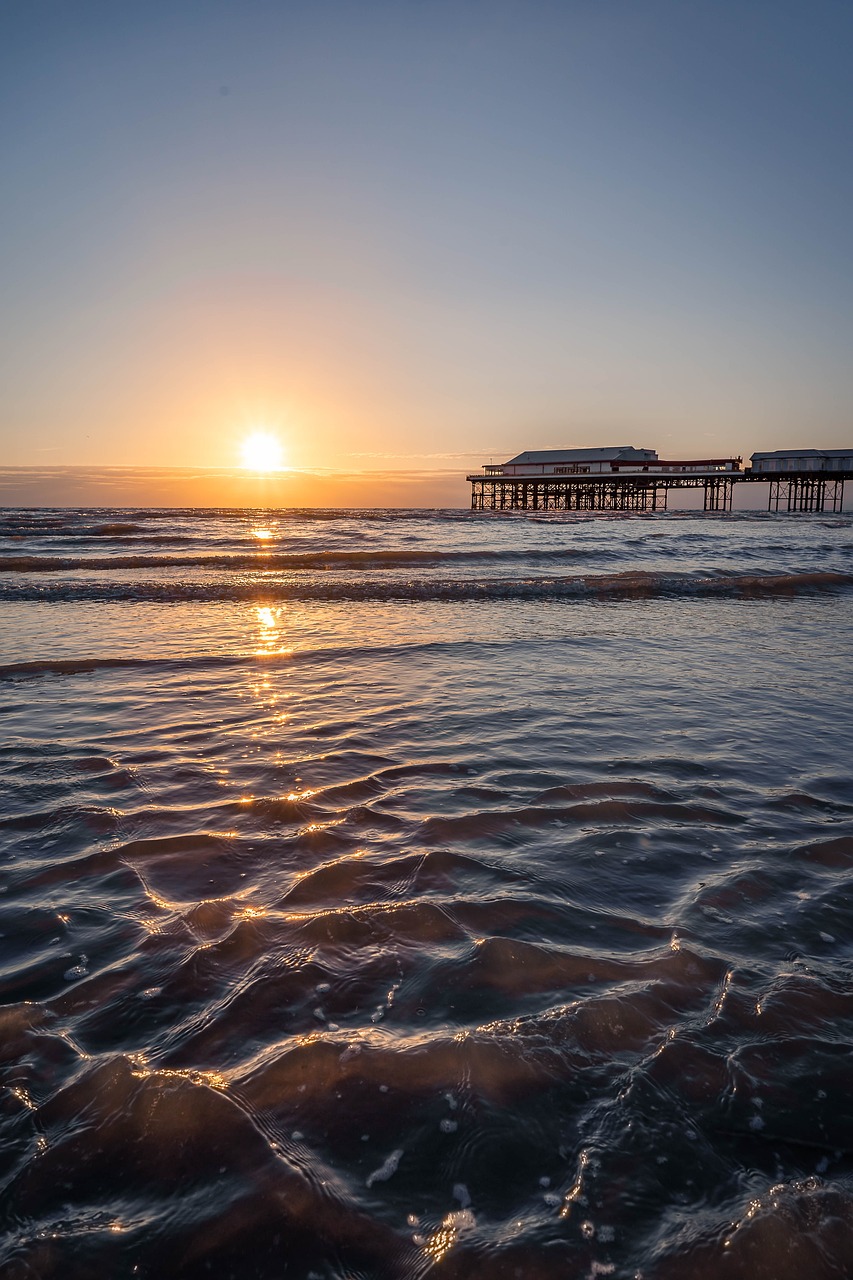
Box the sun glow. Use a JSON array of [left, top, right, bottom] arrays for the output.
[[240, 431, 285, 472]]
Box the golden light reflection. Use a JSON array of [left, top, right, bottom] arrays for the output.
[[560, 1149, 590, 1219], [416, 1210, 476, 1263], [240, 431, 285, 472], [128, 1058, 228, 1091], [252, 527, 274, 541], [237, 904, 267, 920], [253, 604, 292, 659]]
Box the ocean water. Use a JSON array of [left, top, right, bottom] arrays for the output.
[[1, 505, 852, 1279]]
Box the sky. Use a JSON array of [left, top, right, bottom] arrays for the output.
[[1, 0, 852, 504]]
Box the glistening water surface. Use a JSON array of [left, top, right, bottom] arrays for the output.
[[1, 507, 852, 1278]]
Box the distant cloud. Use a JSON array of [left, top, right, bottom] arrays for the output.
[[344, 449, 505, 461]]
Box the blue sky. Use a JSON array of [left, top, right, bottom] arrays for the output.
[[1, 0, 851, 490]]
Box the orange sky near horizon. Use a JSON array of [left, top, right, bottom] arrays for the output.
[[0, 465, 473, 510]]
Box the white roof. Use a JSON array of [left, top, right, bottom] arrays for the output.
[[505, 446, 657, 465], [751, 448, 852, 459]]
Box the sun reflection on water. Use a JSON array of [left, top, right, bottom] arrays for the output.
[[254, 604, 292, 659]]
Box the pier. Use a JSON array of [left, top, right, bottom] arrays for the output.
[[468, 447, 851, 514]]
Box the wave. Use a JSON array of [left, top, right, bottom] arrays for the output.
[[0, 547, 594, 572], [0, 506, 480, 533], [4, 505, 844, 534], [0, 654, 256, 680], [1, 568, 851, 604], [0, 638, 485, 681], [4, 539, 850, 573]]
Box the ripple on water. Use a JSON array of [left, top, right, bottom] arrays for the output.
[[2, 582, 853, 1277]]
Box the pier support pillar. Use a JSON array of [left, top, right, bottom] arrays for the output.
[[704, 478, 734, 511], [768, 476, 843, 513]]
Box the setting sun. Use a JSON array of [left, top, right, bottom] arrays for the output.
[[240, 431, 285, 472]]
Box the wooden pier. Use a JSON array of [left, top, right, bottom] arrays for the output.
[[468, 473, 742, 513]]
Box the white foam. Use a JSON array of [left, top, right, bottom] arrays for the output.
[[63, 955, 89, 981], [366, 1148, 403, 1187]]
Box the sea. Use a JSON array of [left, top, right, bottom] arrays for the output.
[[1, 504, 852, 1280]]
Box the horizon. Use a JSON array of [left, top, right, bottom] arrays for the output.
[[2, 460, 850, 511]]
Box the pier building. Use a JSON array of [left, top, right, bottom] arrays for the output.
[[746, 449, 853, 512], [750, 448, 853, 472], [490, 446, 657, 476]]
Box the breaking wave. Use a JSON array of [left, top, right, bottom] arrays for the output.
[[1, 547, 592, 572], [2, 568, 851, 603]]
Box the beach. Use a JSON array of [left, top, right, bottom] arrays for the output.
[[2, 504, 853, 1278]]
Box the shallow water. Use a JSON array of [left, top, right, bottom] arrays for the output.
[[2, 507, 853, 1278]]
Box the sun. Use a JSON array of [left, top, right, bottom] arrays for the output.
[[240, 431, 285, 472]]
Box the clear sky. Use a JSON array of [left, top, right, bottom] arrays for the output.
[[1, 0, 852, 502]]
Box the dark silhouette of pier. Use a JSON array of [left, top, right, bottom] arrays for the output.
[[468, 471, 849, 513], [467, 448, 851, 513]]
